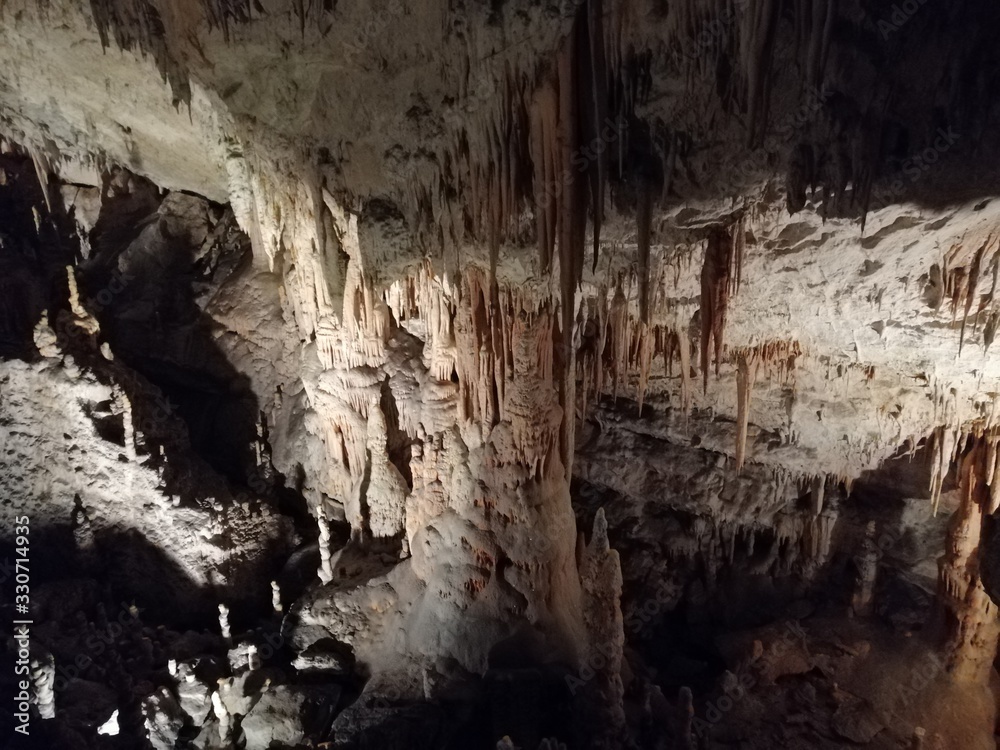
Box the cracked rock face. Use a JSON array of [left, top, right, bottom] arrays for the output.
[[4, 0, 1000, 748]]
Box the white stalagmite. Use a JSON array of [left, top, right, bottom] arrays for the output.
[[119, 387, 136, 460], [218, 604, 231, 644], [247, 644, 260, 671], [211, 690, 230, 742], [271, 580, 282, 614], [97, 709, 119, 736], [66, 265, 100, 335], [363, 399, 408, 539], [317, 504, 334, 584], [33, 312, 60, 357], [30, 652, 55, 719]]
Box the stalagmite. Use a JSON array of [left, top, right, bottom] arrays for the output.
[[577, 508, 626, 744], [937, 439, 1000, 683], [271, 580, 282, 614], [218, 604, 231, 645], [33, 312, 59, 357], [317, 504, 334, 582], [30, 652, 55, 719], [677, 686, 695, 750], [211, 690, 230, 743], [852, 521, 878, 617], [247, 645, 260, 671], [112, 386, 137, 461], [97, 710, 120, 736], [66, 266, 100, 336], [361, 399, 408, 539]]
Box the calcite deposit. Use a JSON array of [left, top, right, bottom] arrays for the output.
[[4, 0, 1000, 748]]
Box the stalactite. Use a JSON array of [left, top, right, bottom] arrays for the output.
[[678, 326, 692, 416], [730, 214, 746, 295], [87, 0, 193, 106], [811, 474, 826, 516], [637, 183, 653, 323], [530, 76, 560, 274], [608, 281, 629, 401], [804, 0, 835, 91], [636, 322, 654, 414], [940, 234, 999, 355], [731, 340, 801, 471], [700, 226, 733, 391], [930, 426, 960, 516], [557, 24, 583, 478], [740, 0, 780, 145], [735, 352, 759, 473]]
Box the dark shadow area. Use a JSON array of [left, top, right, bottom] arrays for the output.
[[0, 152, 80, 359], [78, 172, 260, 485]]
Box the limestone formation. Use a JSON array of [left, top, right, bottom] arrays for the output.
[[271, 580, 283, 614], [30, 652, 55, 719], [218, 604, 232, 645], [4, 0, 1000, 747]]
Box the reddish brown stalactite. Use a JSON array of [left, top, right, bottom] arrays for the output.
[[530, 75, 560, 274], [557, 28, 581, 477]]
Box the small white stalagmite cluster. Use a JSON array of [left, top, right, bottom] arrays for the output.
[[30, 651, 56, 720]]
